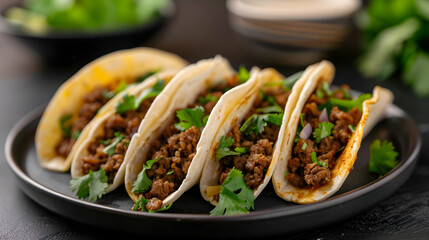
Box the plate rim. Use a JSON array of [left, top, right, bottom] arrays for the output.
[[4, 103, 422, 224]]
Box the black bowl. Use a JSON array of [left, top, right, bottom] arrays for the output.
[[0, 1, 175, 63]]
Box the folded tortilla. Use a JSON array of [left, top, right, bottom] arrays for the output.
[[124, 55, 247, 210], [70, 70, 178, 193], [198, 64, 313, 207], [35, 48, 187, 172], [272, 60, 394, 204]]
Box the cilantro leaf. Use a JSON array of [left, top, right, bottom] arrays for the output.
[[330, 93, 372, 112], [216, 136, 241, 160], [283, 71, 303, 91], [136, 70, 159, 83], [115, 79, 165, 114], [312, 122, 334, 143], [174, 106, 206, 131], [132, 195, 173, 212], [369, 139, 399, 176], [102, 132, 126, 156], [70, 168, 108, 202], [59, 114, 72, 137], [132, 157, 162, 194], [311, 151, 328, 168], [210, 168, 254, 216], [198, 94, 219, 105], [240, 113, 283, 136], [237, 65, 250, 83]]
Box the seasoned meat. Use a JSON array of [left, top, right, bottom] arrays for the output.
[[55, 87, 111, 158], [286, 85, 362, 188], [80, 97, 154, 183]]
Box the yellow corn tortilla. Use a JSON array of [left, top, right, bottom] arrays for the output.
[[124, 55, 246, 208], [70, 70, 178, 193], [272, 60, 394, 204], [35, 47, 187, 172], [198, 64, 314, 206]]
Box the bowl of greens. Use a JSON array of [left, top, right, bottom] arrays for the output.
[[0, 0, 174, 62]]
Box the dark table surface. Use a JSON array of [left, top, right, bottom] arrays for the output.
[[1, 0, 429, 239]]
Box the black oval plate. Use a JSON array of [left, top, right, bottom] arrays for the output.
[[5, 104, 421, 238]]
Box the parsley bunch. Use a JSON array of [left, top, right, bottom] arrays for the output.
[[210, 168, 254, 216], [70, 168, 108, 202], [357, 0, 429, 97]]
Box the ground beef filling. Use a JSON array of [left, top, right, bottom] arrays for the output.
[[286, 84, 362, 188], [55, 87, 111, 158], [218, 87, 289, 193], [140, 80, 241, 211], [81, 98, 155, 183]]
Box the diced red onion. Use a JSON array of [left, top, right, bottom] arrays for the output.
[[319, 107, 329, 122], [299, 123, 312, 140]]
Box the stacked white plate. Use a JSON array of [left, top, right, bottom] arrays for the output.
[[227, 0, 361, 66]]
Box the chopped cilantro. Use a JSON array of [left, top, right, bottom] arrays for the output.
[[198, 94, 219, 105], [234, 147, 249, 154], [321, 82, 332, 96], [311, 151, 328, 168], [115, 79, 165, 114], [102, 132, 127, 156], [132, 157, 163, 194], [216, 136, 241, 160], [240, 113, 283, 136], [132, 195, 173, 212], [136, 70, 159, 83], [302, 142, 308, 151], [330, 93, 372, 112], [348, 125, 356, 132], [312, 122, 334, 143], [102, 81, 128, 99], [70, 168, 108, 202], [59, 114, 72, 137], [237, 65, 250, 83], [283, 71, 303, 91], [210, 168, 254, 216], [369, 140, 399, 176], [71, 130, 81, 140], [174, 106, 206, 131]]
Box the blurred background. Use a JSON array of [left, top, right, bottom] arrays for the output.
[[1, 1, 429, 239], [1, 0, 428, 98]]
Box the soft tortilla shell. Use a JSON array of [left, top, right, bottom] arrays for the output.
[[71, 70, 178, 193], [124, 56, 237, 206], [35, 48, 187, 172], [199, 64, 311, 206], [272, 61, 393, 203]]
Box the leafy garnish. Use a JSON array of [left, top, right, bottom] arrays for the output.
[[115, 79, 165, 114], [369, 139, 399, 176], [311, 151, 328, 168], [234, 147, 249, 154], [71, 130, 81, 140], [132, 195, 173, 212], [70, 168, 108, 202], [132, 157, 163, 194], [330, 94, 372, 112], [210, 168, 254, 216], [102, 81, 128, 99], [136, 70, 159, 83], [198, 94, 219, 105], [239, 113, 283, 136], [283, 71, 303, 91], [237, 65, 250, 83], [216, 136, 241, 160], [174, 106, 206, 131], [59, 114, 72, 137], [312, 122, 334, 143], [102, 132, 126, 156]]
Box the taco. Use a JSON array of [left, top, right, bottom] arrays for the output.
[[198, 65, 312, 215], [272, 60, 394, 204], [124, 56, 253, 212], [35, 48, 187, 172], [69, 70, 178, 201]]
